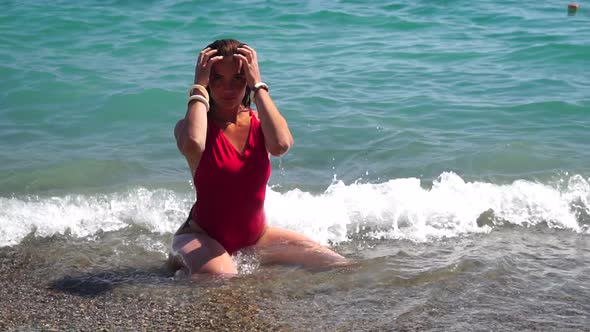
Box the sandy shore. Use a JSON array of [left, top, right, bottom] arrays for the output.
[[0, 246, 291, 332]]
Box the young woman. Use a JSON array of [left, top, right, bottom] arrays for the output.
[[172, 39, 348, 277]]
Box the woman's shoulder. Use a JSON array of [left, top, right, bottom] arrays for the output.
[[247, 107, 259, 120]]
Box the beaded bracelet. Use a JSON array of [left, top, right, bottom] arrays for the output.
[[188, 84, 209, 100], [188, 94, 210, 112]]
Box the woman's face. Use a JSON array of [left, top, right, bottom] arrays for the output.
[[209, 56, 247, 110]]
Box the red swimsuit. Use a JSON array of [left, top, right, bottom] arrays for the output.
[[191, 109, 270, 254]]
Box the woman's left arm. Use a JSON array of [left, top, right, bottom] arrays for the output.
[[252, 88, 294, 156], [235, 45, 294, 156]]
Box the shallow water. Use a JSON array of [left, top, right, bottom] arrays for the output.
[[2, 226, 587, 330]]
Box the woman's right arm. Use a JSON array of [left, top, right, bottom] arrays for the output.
[[175, 99, 209, 176], [174, 47, 223, 176]]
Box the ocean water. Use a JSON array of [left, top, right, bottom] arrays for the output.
[[1, 0, 589, 330]]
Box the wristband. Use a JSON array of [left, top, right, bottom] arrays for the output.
[[188, 94, 210, 112], [251, 82, 269, 100], [253, 82, 269, 93]]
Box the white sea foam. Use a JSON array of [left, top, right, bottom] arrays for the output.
[[1, 172, 588, 248], [267, 172, 590, 244], [0, 188, 193, 248]]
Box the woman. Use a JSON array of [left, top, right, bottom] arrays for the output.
[[172, 39, 348, 277]]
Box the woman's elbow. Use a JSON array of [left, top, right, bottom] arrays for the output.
[[174, 120, 205, 155], [180, 137, 205, 156], [268, 138, 293, 157]]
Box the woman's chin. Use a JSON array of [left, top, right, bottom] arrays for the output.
[[215, 100, 242, 110]]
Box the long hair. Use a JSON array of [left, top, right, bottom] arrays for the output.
[[205, 39, 251, 113]]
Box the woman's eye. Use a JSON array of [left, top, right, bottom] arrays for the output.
[[234, 75, 244, 80], [212, 75, 222, 80]]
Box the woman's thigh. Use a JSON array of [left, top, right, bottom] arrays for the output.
[[172, 232, 237, 276], [254, 226, 349, 268]]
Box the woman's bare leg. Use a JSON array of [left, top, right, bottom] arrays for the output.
[[172, 233, 237, 277], [253, 226, 350, 269]]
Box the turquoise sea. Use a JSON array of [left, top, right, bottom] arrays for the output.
[[1, 1, 589, 330]]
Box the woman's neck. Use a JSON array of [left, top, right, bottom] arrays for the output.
[[211, 105, 248, 124]]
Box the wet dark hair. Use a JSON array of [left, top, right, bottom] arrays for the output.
[[205, 39, 251, 112]]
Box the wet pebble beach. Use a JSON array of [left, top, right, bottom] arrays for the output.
[[0, 246, 289, 332]]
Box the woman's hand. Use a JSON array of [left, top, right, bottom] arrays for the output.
[[234, 45, 262, 87], [194, 47, 223, 86]]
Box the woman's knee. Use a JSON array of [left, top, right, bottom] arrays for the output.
[[172, 233, 237, 275], [254, 226, 348, 267]]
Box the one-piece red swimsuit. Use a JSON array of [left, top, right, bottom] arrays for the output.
[[191, 109, 270, 254]]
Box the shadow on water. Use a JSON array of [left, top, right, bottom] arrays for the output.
[[48, 265, 173, 297], [3, 226, 182, 297]]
